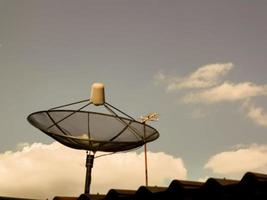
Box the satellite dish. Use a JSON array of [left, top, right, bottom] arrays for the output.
[[27, 83, 159, 195]]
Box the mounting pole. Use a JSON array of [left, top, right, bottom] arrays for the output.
[[142, 121, 149, 187], [144, 130, 148, 186], [84, 151, 95, 194], [140, 112, 159, 187]]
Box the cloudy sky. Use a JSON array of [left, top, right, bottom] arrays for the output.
[[1, 0, 267, 199]]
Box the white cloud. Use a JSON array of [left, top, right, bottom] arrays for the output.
[[0, 142, 186, 199], [156, 62, 267, 128], [204, 144, 267, 179], [243, 100, 267, 127], [183, 82, 267, 104], [155, 63, 233, 91]]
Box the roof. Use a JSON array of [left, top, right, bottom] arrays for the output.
[[2, 172, 267, 200], [54, 194, 105, 200], [241, 172, 267, 184], [204, 178, 239, 187], [53, 171, 267, 200], [0, 197, 41, 200]]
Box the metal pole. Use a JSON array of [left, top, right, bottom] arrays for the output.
[[144, 143, 148, 186], [140, 112, 159, 187], [143, 123, 148, 186], [84, 152, 94, 194]]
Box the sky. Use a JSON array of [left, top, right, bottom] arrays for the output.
[[1, 0, 267, 199]]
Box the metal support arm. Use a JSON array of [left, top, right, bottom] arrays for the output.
[[84, 152, 95, 194]]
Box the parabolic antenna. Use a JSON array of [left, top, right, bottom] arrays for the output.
[[27, 83, 159, 196]]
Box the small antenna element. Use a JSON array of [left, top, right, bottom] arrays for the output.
[[139, 112, 159, 186], [90, 83, 105, 106], [140, 112, 159, 123]]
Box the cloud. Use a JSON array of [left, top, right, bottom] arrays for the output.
[[155, 63, 233, 91], [0, 142, 187, 199], [204, 144, 267, 179], [155, 62, 267, 128], [243, 100, 267, 127], [183, 82, 267, 104]]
